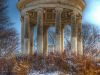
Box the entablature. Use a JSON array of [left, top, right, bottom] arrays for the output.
[[18, 0, 86, 12]]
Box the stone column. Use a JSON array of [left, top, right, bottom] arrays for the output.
[[30, 26, 34, 55], [55, 8, 63, 54], [77, 16, 83, 55], [61, 25, 64, 53], [71, 13, 78, 55], [21, 17, 25, 54], [23, 12, 31, 55], [36, 8, 44, 55], [43, 26, 48, 56]]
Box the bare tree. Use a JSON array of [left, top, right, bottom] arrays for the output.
[[0, 0, 19, 57], [82, 24, 100, 57], [48, 24, 100, 57], [48, 25, 72, 53], [48, 27, 56, 45]]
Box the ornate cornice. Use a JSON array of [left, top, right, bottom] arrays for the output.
[[17, 0, 86, 11], [17, 0, 33, 10]]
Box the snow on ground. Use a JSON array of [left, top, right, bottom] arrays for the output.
[[28, 71, 71, 75]]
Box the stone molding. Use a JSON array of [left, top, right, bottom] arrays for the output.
[[18, 0, 86, 15]]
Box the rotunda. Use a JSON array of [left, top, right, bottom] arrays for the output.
[[17, 0, 86, 55]]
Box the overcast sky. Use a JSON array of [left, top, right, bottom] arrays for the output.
[[8, 0, 100, 34]]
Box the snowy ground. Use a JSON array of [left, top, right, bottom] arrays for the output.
[[28, 71, 71, 75]]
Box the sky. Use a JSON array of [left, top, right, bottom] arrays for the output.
[[8, 0, 21, 34], [7, 0, 100, 34], [83, 0, 100, 26]]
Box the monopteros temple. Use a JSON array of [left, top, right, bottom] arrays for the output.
[[17, 0, 86, 56]]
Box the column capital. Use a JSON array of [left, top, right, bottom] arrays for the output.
[[35, 8, 44, 13], [22, 12, 30, 22], [22, 11, 29, 17], [71, 13, 76, 25], [55, 7, 63, 13], [76, 15, 82, 24], [71, 10, 79, 16]]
